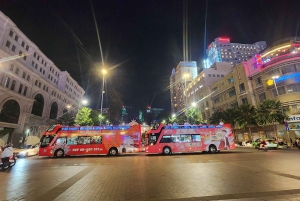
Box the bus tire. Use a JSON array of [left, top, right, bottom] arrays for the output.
[[209, 145, 217, 154], [108, 147, 118, 156], [54, 149, 64, 157], [163, 146, 172, 155]]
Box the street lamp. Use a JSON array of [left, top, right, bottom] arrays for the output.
[[191, 102, 196, 107], [172, 113, 176, 118], [100, 68, 107, 126], [182, 72, 190, 121]]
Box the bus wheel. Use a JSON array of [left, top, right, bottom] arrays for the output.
[[209, 145, 217, 153], [55, 149, 64, 157], [109, 148, 118, 156], [163, 147, 171, 155]]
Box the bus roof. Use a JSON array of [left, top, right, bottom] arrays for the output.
[[61, 125, 131, 131], [147, 123, 230, 134]]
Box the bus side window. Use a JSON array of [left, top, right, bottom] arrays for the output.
[[180, 134, 192, 142], [192, 134, 201, 142], [56, 137, 67, 144], [91, 136, 102, 144], [67, 136, 78, 145], [160, 136, 172, 143]]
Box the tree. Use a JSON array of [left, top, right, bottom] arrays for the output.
[[74, 107, 93, 126], [90, 109, 100, 125], [222, 108, 238, 128], [187, 108, 203, 124], [222, 108, 239, 139], [256, 100, 288, 139], [209, 110, 224, 124], [235, 104, 257, 141], [108, 88, 123, 124], [56, 112, 74, 126]]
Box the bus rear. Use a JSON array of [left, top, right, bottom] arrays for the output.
[[145, 124, 235, 154]]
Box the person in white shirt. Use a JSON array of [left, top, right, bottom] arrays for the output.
[[1, 144, 13, 165]]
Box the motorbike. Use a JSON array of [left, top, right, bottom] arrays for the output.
[[0, 154, 17, 170], [257, 145, 268, 151]]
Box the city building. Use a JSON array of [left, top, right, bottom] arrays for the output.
[[185, 62, 232, 121], [204, 37, 267, 68], [0, 11, 85, 145], [245, 37, 300, 140], [170, 61, 197, 115]]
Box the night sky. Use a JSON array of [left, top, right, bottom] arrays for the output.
[[1, 0, 300, 119]]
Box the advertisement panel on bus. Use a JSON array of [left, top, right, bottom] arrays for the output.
[[145, 124, 235, 154], [38, 124, 141, 157]]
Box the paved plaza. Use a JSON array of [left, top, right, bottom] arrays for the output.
[[1, 147, 300, 201]]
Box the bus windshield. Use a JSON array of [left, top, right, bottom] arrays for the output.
[[147, 133, 160, 145], [40, 135, 55, 148]]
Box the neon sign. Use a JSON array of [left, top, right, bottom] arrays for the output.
[[255, 54, 263, 65], [275, 72, 300, 83]]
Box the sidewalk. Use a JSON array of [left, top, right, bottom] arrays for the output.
[[235, 145, 300, 151]]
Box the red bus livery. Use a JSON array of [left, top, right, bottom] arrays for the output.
[[39, 124, 141, 157], [145, 124, 235, 154]]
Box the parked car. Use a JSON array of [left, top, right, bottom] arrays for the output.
[[14, 144, 39, 157], [253, 139, 278, 149]]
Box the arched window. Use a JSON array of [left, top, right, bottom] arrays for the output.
[[0, 100, 20, 124], [49, 102, 58, 119], [31, 94, 44, 116]]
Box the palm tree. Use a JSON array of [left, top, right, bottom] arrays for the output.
[[256, 100, 288, 139], [235, 104, 257, 142]]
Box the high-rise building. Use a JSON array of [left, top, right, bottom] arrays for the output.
[[170, 61, 197, 115], [0, 11, 85, 145], [204, 37, 267, 68]]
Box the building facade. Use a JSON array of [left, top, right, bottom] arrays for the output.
[[170, 61, 197, 115], [0, 11, 85, 145], [204, 37, 267, 68], [185, 62, 232, 121]]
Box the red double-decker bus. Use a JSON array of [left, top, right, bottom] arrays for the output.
[[145, 124, 235, 154], [38, 124, 141, 157]]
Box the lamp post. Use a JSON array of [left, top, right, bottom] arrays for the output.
[[182, 73, 190, 122], [100, 68, 107, 126]]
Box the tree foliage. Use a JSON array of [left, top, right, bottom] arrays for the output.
[[256, 100, 288, 126], [187, 108, 203, 124], [235, 104, 257, 129], [209, 110, 224, 124], [74, 107, 93, 126]]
